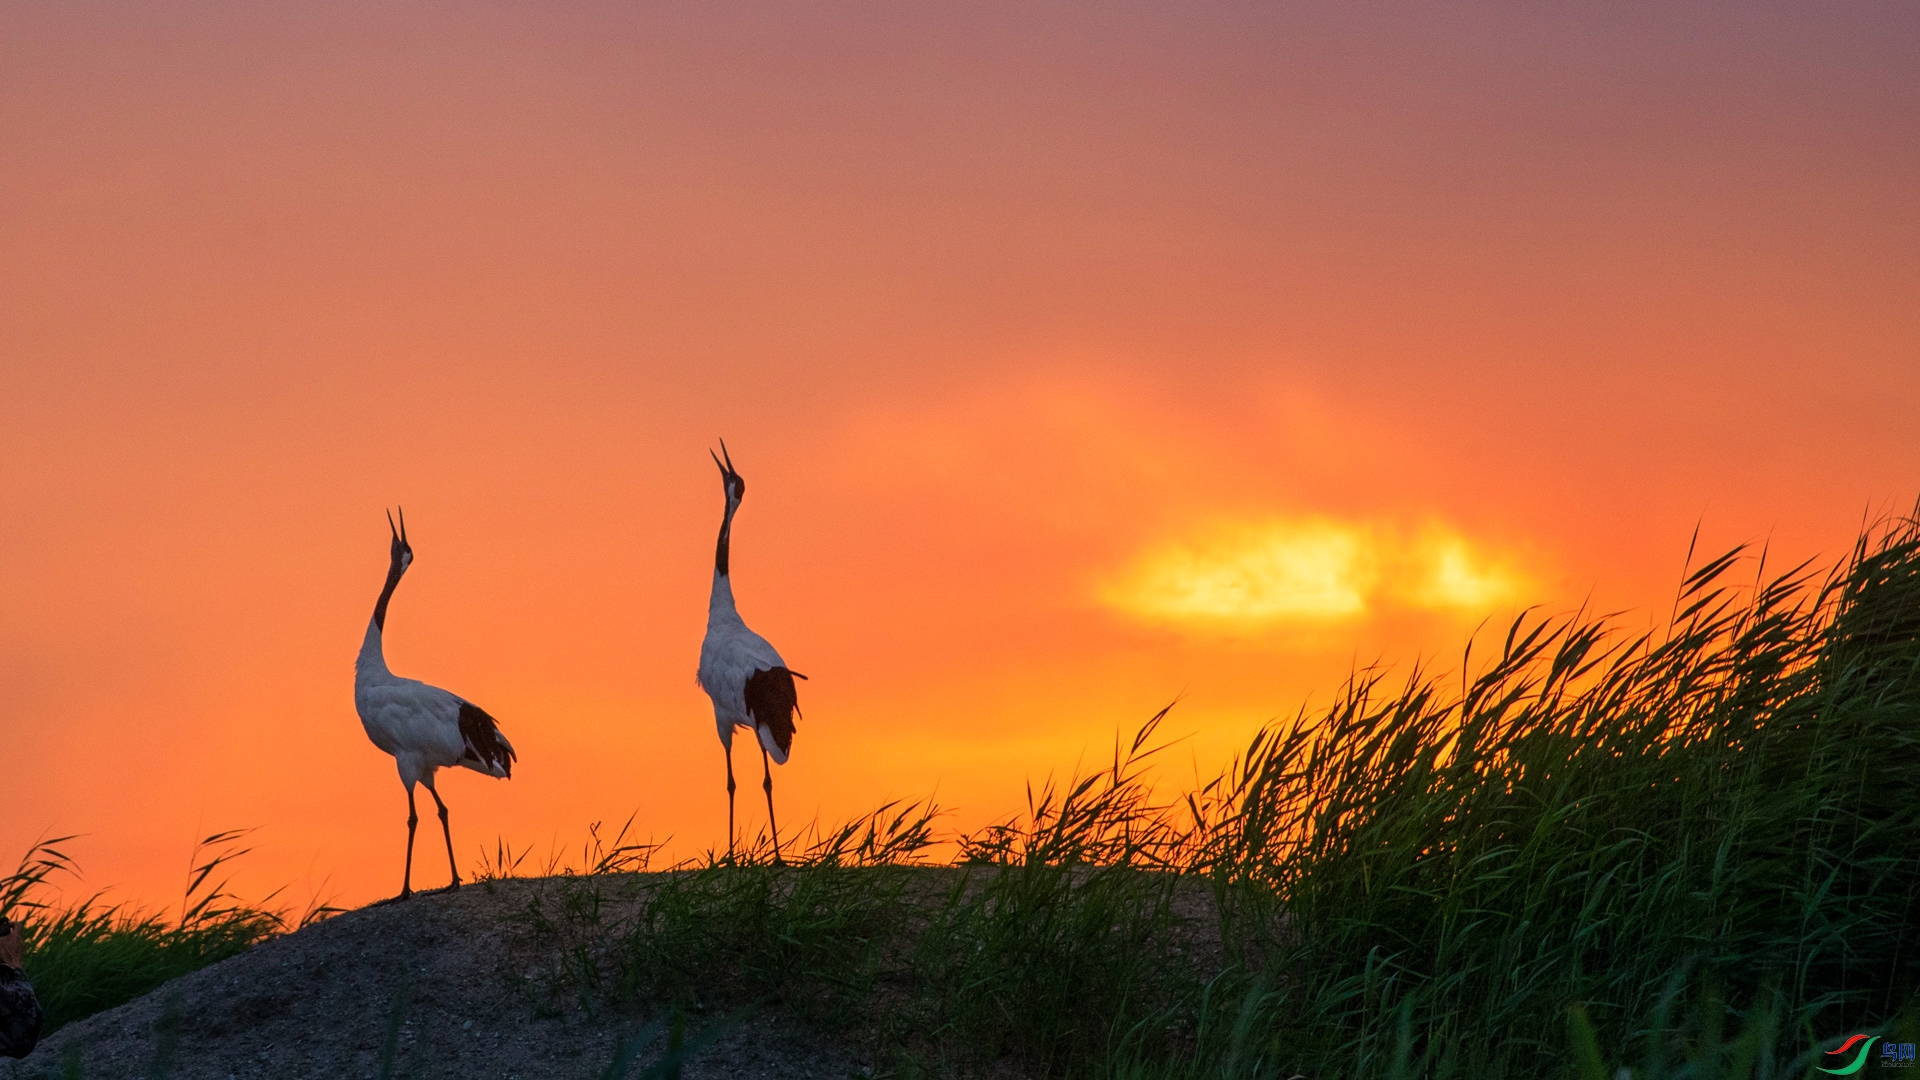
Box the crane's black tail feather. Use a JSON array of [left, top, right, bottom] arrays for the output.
[[457, 701, 516, 778], [744, 666, 803, 760]]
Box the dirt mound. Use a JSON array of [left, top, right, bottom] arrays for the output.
[[3, 879, 863, 1080]]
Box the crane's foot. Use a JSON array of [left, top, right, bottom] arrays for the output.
[[436, 881, 461, 895], [373, 889, 414, 906]]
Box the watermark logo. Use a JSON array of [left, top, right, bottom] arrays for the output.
[[1821, 1036, 1879, 1075], [1819, 1035, 1918, 1074]]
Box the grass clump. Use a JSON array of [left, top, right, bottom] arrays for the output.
[[1166, 521, 1920, 1077], [1, 830, 330, 1036], [509, 741, 1204, 1075], [503, 804, 942, 1033], [915, 717, 1195, 1071]]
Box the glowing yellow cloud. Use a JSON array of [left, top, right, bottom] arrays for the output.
[[1102, 520, 1377, 624], [1399, 528, 1528, 613], [1103, 518, 1529, 628]]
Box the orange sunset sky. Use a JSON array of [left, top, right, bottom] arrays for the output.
[[4, 2, 1918, 912]]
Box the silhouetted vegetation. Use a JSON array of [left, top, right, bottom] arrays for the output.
[[0, 831, 331, 1037]]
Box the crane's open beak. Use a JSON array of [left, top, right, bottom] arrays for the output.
[[387, 508, 399, 542], [711, 441, 741, 483], [386, 507, 410, 547], [397, 506, 408, 544]]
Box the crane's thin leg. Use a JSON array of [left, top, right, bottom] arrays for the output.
[[761, 745, 783, 867], [426, 782, 460, 891], [400, 785, 419, 901], [725, 741, 737, 863]]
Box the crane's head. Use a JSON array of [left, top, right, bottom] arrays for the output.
[[386, 507, 414, 572], [711, 440, 746, 507]]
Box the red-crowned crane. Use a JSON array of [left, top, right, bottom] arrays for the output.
[[696, 442, 805, 864], [354, 509, 516, 900]]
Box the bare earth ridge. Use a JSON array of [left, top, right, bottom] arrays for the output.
[[4, 879, 866, 1080]]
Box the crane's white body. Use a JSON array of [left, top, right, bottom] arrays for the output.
[[698, 573, 791, 764], [356, 622, 513, 786]]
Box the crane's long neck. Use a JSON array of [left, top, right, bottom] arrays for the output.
[[710, 501, 740, 619], [715, 500, 737, 577], [359, 559, 406, 674]]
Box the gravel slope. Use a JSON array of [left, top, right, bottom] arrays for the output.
[[3, 879, 863, 1080]]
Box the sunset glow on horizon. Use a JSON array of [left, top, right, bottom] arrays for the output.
[[1103, 518, 1530, 627], [3, 1, 1916, 914]]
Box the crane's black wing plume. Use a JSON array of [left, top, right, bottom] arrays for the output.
[[457, 701, 516, 778], [742, 666, 806, 757]]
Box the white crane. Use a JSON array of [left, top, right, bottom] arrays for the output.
[[354, 509, 516, 900], [696, 442, 806, 864]]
